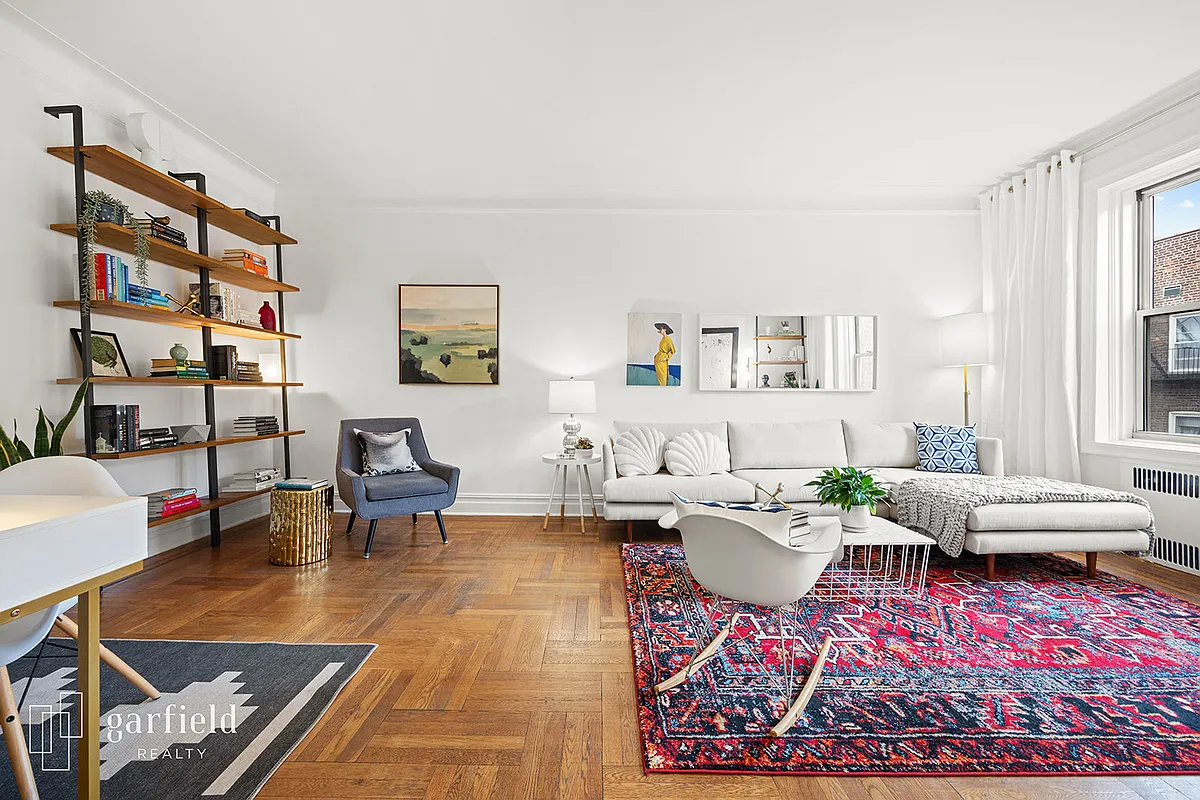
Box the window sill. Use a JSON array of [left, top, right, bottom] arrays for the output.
[[1083, 436, 1200, 467]]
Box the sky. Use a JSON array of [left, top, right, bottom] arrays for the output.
[[1154, 178, 1200, 239]]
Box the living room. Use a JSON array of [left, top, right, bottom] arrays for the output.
[[0, 2, 1198, 799]]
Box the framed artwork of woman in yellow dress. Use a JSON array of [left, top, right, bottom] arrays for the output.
[[627, 312, 681, 386]]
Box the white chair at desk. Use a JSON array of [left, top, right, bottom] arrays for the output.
[[0, 457, 160, 800]]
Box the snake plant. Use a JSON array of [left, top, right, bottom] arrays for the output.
[[81, 190, 151, 294], [0, 379, 90, 470]]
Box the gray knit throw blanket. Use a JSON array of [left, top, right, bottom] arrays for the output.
[[894, 475, 1155, 558]]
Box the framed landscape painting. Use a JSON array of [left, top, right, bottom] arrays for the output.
[[627, 312, 682, 386], [399, 284, 499, 385]]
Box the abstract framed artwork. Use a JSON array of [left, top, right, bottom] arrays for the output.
[[700, 326, 739, 390], [627, 312, 682, 386], [70, 328, 131, 377], [399, 284, 499, 385]]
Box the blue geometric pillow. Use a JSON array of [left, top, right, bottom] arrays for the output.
[[914, 422, 981, 474]]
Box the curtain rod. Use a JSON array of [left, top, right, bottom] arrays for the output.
[[1070, 85, 1200, 162]]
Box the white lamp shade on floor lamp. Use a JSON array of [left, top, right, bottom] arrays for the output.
[[549, 378, 595, 454], [939, 312, 988, 367]]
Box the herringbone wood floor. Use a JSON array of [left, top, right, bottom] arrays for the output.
[[94, 514, 1200, 800]]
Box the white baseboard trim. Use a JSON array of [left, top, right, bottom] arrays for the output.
[[331, 493, 604, 518]]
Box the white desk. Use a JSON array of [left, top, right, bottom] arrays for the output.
[[0, 495, 147, 800]]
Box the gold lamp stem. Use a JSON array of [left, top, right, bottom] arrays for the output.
[[962, 365, 970, 426]]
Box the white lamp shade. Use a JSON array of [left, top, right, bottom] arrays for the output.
[[939, 312, 988, 367], [259, 353, 282, 382], [548, 379, 596, 414]]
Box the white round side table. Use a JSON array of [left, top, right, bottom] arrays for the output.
[[542, 451, 601, 533]]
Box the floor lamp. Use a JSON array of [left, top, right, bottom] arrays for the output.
[[939, 312, 988, 426]]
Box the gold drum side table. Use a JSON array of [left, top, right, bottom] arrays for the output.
[[269, 485, 334, 566]]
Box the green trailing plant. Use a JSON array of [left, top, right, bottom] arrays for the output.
[[805, 465, 889, 512], [81, 190, 150, 293], [0, 379, 90, 471]]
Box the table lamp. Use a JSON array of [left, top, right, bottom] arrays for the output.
[[939, 312, 988, 426], [549, 377, 596, 455]]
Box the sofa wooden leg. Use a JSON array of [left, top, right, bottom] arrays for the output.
[[364, 519, 378, 558], [984, 553, 995, 580], [346, 511, 356, 535], [1085, 552, 1097, 579], [626, 520, 633, 543]]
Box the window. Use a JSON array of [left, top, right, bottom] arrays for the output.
[[1137, 169, 1200, 438]]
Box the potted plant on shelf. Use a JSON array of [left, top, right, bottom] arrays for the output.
[[0, 380, 89, 470], [805, 465, 888, 533]]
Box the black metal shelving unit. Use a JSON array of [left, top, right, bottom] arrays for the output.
[[46, 104, 301, 546]]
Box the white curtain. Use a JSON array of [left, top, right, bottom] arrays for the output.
[[979, 150, 1081, 481]]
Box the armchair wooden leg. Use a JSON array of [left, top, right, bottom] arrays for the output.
[[626, 520, 633, 543], [1085, 552, 1098, 579], [0, 666, 38, 800], [435, 510, 448, 544], [346, 511, 356, 536], [364, 519, 378, 559], [412, 513, 418, 525], [54, 615, 159, 700], [984, 553, 995, 580]]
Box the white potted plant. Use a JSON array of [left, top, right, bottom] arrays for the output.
[[805, 466, 888, 532]]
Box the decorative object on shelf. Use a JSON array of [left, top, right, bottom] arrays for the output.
[[627, 313, 681, 386], [189, 282, 224, 318], [0, 379, 88, 470], [779, 319, 792, 333], [783, 371, 799, 388], [938, 312, 988, 425], [753, 481, 791, 508], [269, 483, 333, 566], [549, 377, 596, 455], [761, 374, 771, 388], [805, 465, 888, 533], [81, 189, 149, 288], [576, 437, 594, 451], [169, 424, 211, 445], [164, 290, 202, 317], [259, 353, 282, 383], [399, 284, 500, 385], [70, 328, 131, 377], [169, 342, 188, 366], [125, 111, 176, 170], [787, 345, 803, 361], [259, 301, 277, 331]]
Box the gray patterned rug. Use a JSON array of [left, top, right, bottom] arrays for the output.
[[0, 639, 374, 799]]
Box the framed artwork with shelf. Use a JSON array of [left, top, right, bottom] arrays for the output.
[[70, 328, 131, 377]]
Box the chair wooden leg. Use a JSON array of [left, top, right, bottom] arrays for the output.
[[626, 520, 633, 543], [412, 513, 418, 525], [1086, 552, 1098, 579], [364, 519, 378, 559], [0, 666, 39, 800], [346, 511, 356, 535], [769, 636, 833, 738], [985, 553, 995, 580], [655, 615, 735, 694], [54, 616, 159, 700], [435, 510, 448, 544]]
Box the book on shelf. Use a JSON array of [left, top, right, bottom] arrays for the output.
[[274, 477, 329, 491], [233, 415, 280, 436], [224, 466, 282, 492], [223, 248, 267, 266], [90, 404, 139, 453], [91, 253, 130, 302], [147, 487, 200, 519], [135, 218, 187, 248], [236, 361, 263, 382], [209, 345, 239, 381]]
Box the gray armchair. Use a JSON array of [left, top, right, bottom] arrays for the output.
[[336, 417, 460, 558]]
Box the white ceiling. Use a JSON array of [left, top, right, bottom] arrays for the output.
[[12, 0, 1200, 209]]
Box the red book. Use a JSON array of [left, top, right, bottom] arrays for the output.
[[93, 253, 107, 300], [159, 496, 201, 515]]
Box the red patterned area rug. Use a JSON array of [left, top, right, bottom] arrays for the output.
[[622, 543, 1200, 776]]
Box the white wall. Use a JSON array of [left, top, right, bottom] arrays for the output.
[[0, 10, 286, 553], [280, 204, 982, 513]]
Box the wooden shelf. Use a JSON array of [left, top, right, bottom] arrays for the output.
[[57, 377, 302, 388], [47, 145, 298, 246], [146, 487, 273, 528], [206, 207, 297, 246], [754, 335, 806, 341], [50, 223, 298, 294], [85, 430, 304, 461], [54, 299, 300, 341], [756, 360, 809, 365]]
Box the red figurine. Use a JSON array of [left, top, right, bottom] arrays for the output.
[[259, 301, 277, 331]]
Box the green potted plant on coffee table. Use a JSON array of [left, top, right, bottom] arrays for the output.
[[805, 465, 888, 533]]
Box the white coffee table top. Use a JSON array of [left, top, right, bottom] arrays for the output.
[[841, 514, 934, 547], [543, 451, 602, 465]]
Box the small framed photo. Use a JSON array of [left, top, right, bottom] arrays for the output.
[[70, 328, 132, 377]]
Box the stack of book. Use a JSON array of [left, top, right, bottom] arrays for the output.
[[236, 361, 263, 382], [135, 217, 187, 248], [234, 416, 279, 437], [274, 477, 329, 491], [788, 509, 812, 546], [128, 284, 169, 309], [224, 467, 282, 492], [222, 248, 268, 276], [138, 426, 178, 450], [150, 358, 210, 380], [236, 311, 263, 328], [147, 488, 200, 520], [210, 345, 240, 381], [90, 405, 139, 453], [91, 253, 132, 302]]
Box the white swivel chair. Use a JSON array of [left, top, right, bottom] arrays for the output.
[[0, 457, 160, 800], [656, 498, 843, 737]]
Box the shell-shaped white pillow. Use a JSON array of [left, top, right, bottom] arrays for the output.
[[613, 427, 668, 477], [665, 430, 730, 477]]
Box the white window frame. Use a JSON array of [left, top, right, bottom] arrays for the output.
[[1169, 412, 1200, 435]]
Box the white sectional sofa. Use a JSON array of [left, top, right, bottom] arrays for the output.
[[601, 419, 1003, 525]]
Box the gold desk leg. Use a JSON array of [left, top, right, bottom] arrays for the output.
[[77, 588, 101, 800]]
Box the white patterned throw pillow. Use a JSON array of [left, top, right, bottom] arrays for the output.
[[665, 430, 730, 476], [355, 428, 421, 476], [613, 427, 668, 477]]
